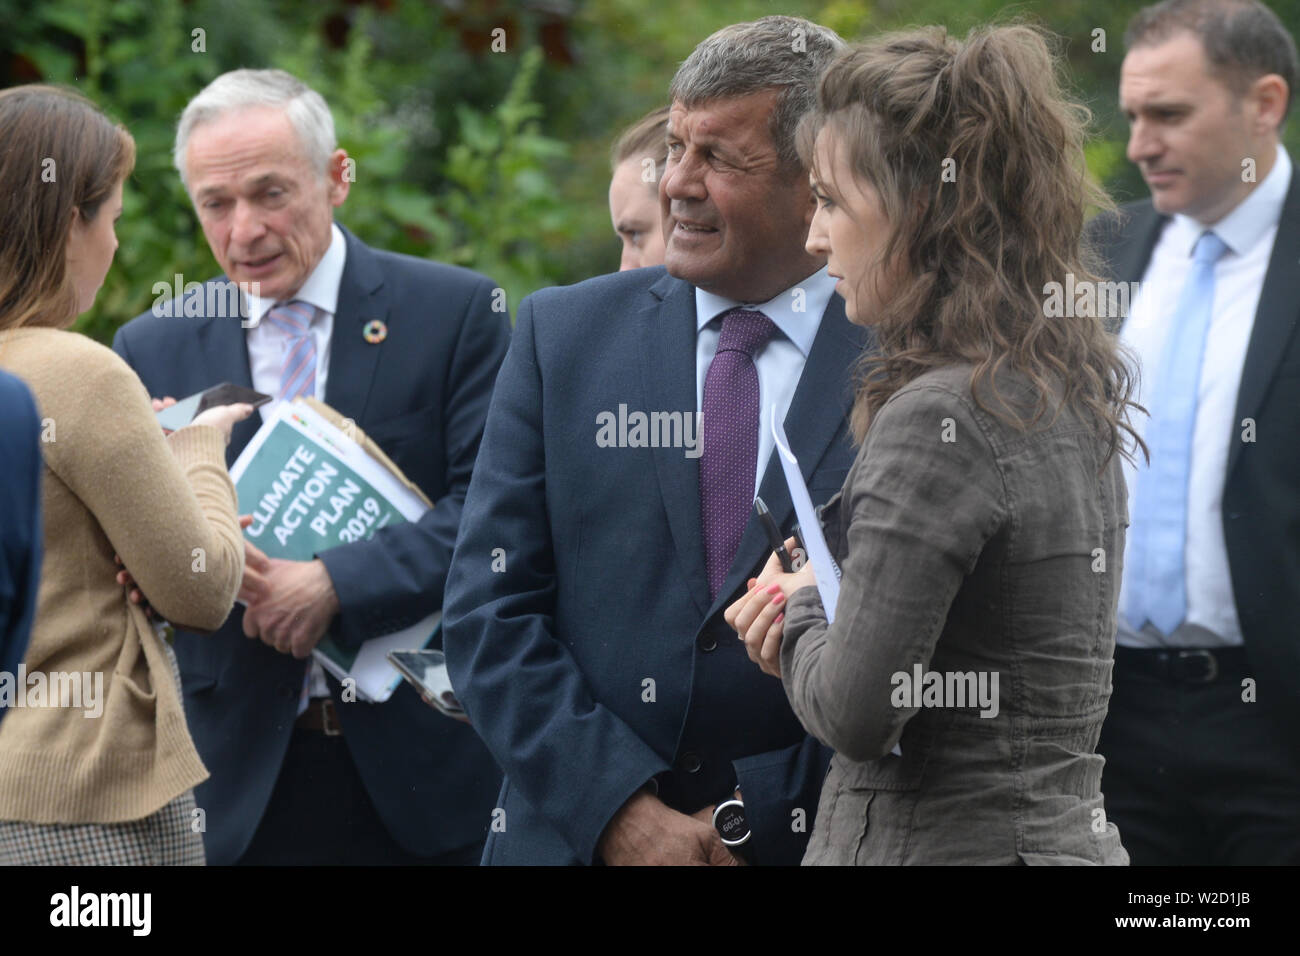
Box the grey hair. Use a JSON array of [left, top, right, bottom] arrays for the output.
[[174, 69, 336, 190], [669, 15, 847, 172]]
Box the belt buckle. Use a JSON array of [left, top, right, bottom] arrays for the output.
[[320, 699, 342, 737], [1176, 649, 1218, 684]]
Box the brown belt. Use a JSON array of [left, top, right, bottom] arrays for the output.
[[295, 697, 342, 736]]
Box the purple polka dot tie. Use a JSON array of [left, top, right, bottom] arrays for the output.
[[700, 307, 778, 598]]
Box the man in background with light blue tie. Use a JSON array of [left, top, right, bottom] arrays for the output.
[[1091, 0, 1300, 864], [113, 69, 507, 865]]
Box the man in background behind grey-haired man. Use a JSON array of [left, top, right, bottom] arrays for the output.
[[609, 105, 670, 271]]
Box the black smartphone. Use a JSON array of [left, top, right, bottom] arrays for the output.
[[387, 649, 466, 719], [155, 383, 272, 432]]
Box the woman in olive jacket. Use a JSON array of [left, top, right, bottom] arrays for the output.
[[727, 25, 1140, 865]]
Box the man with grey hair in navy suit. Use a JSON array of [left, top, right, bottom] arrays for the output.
[[114, 68, 507, 865], [444, 16, 863, 865]]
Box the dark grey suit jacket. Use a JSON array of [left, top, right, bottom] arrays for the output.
[[781, 364, 1130, 864]]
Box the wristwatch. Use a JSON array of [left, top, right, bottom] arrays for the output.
[[712, 797, 755, 864]]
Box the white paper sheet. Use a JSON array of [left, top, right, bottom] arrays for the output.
[[311, 613, 442, 703], [770, 412, 841, 620], [771, 409, 900, 756]]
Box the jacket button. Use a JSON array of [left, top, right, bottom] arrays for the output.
[[276, 682, 298, 699], [697, 633, 717, 652], [678, 751, 702, 774]]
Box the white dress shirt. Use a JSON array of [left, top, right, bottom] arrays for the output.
[[241, 222, 347, 698], [1117, 146, 1292, 648], [243, 222, 346, 423], [695, 266, 837, 497]]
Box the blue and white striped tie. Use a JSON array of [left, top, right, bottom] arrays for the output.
[[265, 300, 318, 402], [265, 300, 320, 713], [1123, 230, 1228, 635]]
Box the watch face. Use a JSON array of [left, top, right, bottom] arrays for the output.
[[714, 800, 750, 846]]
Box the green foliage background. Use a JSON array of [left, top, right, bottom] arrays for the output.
[[2, 0, 1298, 343]]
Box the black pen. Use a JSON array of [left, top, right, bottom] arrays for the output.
[[753, 496, 794, 573]]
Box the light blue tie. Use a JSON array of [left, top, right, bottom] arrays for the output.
[[1123, 230, 1228, 635]]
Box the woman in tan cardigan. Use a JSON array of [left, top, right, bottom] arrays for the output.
[[0, 85, 252, 864]]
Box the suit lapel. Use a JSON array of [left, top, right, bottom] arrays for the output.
[[638, 273, 712, 618], [1098, 201, 1167, 336], [195, 291, 259, 466], [322, 225, 387, 424], [707, 294, 865, 619], [1229, 171, 1300, 477], [1113, 202, 1166, 287]]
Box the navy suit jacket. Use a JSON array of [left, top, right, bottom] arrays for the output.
[[1089, 172, 1300, 744], [443, 267, 869, 864], [0, 369, 42, 727], [113, 225, 508, 863]]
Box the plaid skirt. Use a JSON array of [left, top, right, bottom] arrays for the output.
[[0, 635, 206, 865], [0, 788, 205, 865]]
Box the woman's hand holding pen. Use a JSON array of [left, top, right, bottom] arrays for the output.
[[724, 537, 817, 678]]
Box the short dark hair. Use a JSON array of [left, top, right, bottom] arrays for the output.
[[1125, 0, 1297, 123]]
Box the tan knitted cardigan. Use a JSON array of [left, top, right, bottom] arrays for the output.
[[0, 327, 243, 823]]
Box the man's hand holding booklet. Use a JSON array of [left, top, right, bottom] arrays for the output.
[[227, 397, 447, 705]]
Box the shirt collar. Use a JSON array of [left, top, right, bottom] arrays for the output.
[[1169, 144, 1292, 258], [244, 221, 348, 324], [693, 265, 836, 357]]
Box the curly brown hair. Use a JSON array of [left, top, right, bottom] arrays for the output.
[[799, 23, 1145, 467]]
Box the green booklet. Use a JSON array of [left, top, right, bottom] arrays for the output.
[[229, 400, 439, 702]]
